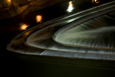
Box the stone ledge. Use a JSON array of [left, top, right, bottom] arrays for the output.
[[0, 0, 67, 19]]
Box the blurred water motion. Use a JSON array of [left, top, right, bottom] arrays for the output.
[[67, 1, 74, 12], [20, 23, 29, 30], [6, 0, 115, 62], [92, 0, 99, 4], [36, 15, 42, 23]]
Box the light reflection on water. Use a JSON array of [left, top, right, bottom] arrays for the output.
[[7, 0, 12, 5], [36, 15, 42, 23], [67, 1, 74, 12], [20, 23, 29, 30], [92, 0, 99, 4]]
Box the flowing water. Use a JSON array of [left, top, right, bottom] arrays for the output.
[[1, 0, 115, 77]]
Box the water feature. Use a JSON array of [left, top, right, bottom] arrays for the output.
[[1, 0, 115, 77], [1, 0, 113, 46]]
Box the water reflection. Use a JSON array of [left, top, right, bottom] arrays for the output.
[[92, 0, 99, 4], [67, 1, 74, 13], [20, 23, 29, 30], [36, 15, 42, 23], [7, 0, 11, 4], [24, 31, 31, 36]]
